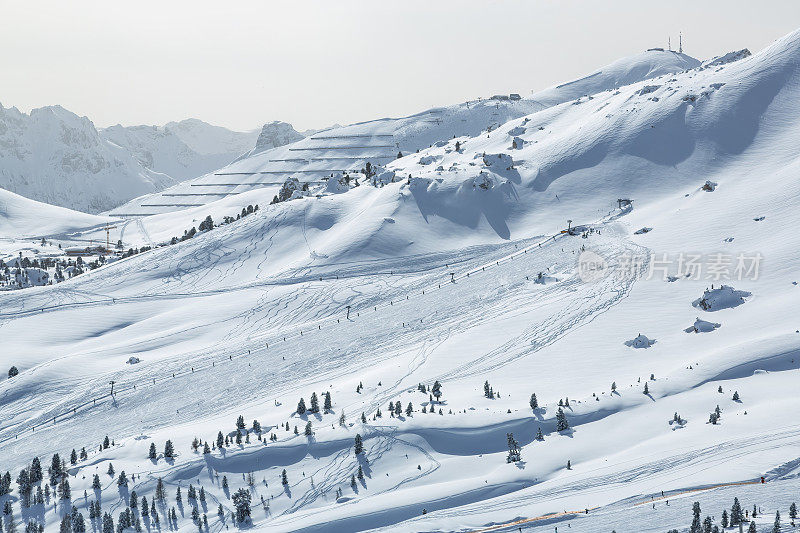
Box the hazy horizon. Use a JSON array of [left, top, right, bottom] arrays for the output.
[[3, 0, 799, 132]]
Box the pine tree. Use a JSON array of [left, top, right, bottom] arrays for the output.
[[203, 442, 211, 454], [432, 381, 442, 402], [58, 478, 71, 500], [141, 496, 148, 517], [164, 440, 174, 459], [556, 408, 569, 431], [506, 433, 521, 463], [643, 382, 649, 395], [789, 502, 797, 520], [216, 431, 224, 448], [199, 487, 206, 503], [252, 420, 261, 433], [30, 458, 42, 483], [310, 392, 319, 413], [611, 381, 617, 392], [102, 513, 113, 533], [92, 475, 101, 490], [406, 403, 413, 417], [773, 510, 781, 533], [354, 434, 364, 455], [361, 412, 367, 423], [70, 449, 77, 465], [748, 522, 756, 533], [529, 393, 538, 410], [222, 476, 228, 492], [236, 415, 245, 430], [733, 391, 740, 401], [155, 478, 166, 501], [187, 485, 196, 501], [731, 497, 742, 525], [148, 443, 157, 459], [232, 489, 251, 523], [103, 436, 110, 449], [297, 398, 306, 415], [117, 472, 127, 487], [176, 487, 182, 504], [304, 421, 313, 436], [80, 448, 87, 461], [722, 510, 729, 528], [235, 429, 242, 445], [324, 392, 332, 412], [281, 470, 288, 486], [536, 427, 544, 441]]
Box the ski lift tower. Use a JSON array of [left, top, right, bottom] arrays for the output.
[[103, 225, 118, 254]]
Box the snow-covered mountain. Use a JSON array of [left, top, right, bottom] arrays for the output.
[[101, 121, 259, 182], [0, 104, 174, 214], [110, 48, 699, 217], [2, 28, 800, 533]]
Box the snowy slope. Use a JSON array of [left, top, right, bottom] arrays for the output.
[[0, 104, 174, 213], [2, 29, 800, 533], [0, 187, 116, 237]]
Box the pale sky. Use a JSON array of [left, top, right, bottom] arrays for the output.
[[3, 0, 799, 132]]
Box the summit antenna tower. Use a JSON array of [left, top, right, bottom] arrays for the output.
[[679, 32, 683, 54]]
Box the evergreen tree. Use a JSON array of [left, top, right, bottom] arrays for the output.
[[148, 443, 157, 460], [556, 408, 569, 431], [722, 510, 729, 528], [529, 393, 538, 410], [70, 449, 78, 465], [304, 421, 313, 436], [235, 429, 242, 445], [58, 478, 71, 500], [176, 487, 182, 504], [232, 489, 251, 523], [80, 448, 87, 461], [7, 367, 19, 379], [361, 412, 367, 423], [140, 497, 148, 517], [406, 403, 413, 417], [252, 420, 261, 433], [236, 415, 245, 430], [199, 487, 206, 503], [324, 392, 332, 412], [506, 433, 521, 463], [188, 485, 196, 500], [339, 412, 346, 426], [748, 522, 756, 533], [432, 381, 442, 402], [92, 475, 101, 490], [102, 514, 114, 533], [790, 502, 797, 521], [297, 398, 306, 415], [164, 440, 174, 459], [536, 427, 544, 441], [155, 478, 166, 501], [733, 391, 740, 401], [310, 392, 319, 413], [731, 497, 742, 525], [29, 458, 42, 483], [394, 402, 402, 416], [281, 470, 288, 486], [203, 442, 211, 454], [773, 510, 781, 533], [117, 471, 128, 487], [354, 434, 364, 455], [216, 431, 224, 449], [103, 436, 110, 449], [643, 382, 649, 395]]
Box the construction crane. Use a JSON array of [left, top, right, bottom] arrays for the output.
[[103, 225, 118, 254]]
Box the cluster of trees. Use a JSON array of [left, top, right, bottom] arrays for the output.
[[681, 498, 794, 533], [296, 392, 333, 415]]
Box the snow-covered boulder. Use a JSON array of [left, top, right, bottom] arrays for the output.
[[325, 174, 351, 194], [371, 167, 396, 186], [511, 137, 525, 150], [419, 155, 440, 166], [624, 334, 656, 349], [684, 318, 721, 333], [692, 285, 751, 311], [471, 172, 495, 191], [482, 153, 513, 170], [272, 177, 303, 203], [127, 357, 141, 365], [702, 49, 751, 68]]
